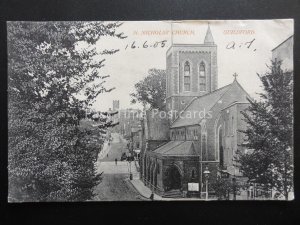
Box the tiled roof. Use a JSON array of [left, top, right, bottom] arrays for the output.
[[171, 80, 251, 128], [153, 141, 197, 156], [171, 83, 232, 128]]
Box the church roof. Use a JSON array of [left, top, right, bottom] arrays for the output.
[[153, 141, 197, 156], [204, 24, 214, 44], [171, 79, 250, 128]]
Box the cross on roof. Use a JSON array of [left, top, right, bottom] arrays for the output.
[[233, 73, 238, 80]]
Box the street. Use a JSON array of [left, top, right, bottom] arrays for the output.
[[93, 133, 145, 201]]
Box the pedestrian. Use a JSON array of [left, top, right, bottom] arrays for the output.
[[107, 153, 108, 158], [150, 192, 154, 201], [115, 158, 117, 166]]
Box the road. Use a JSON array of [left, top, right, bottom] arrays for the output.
[[98, 133, 129, 162], [93, 133, 144, 201]]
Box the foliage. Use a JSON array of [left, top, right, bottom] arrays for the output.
[[212, 177, 244, 200], [211, 178, 231, 200], [236, 60, 293, 200], [8, 21, 125, 201], [130, 68, 166, 109]]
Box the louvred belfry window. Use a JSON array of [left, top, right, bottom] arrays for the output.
[[199, 62, 206, 91], [184, 61, 191, 91]]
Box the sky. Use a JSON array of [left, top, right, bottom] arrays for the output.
[[91, 19, 294, 111]]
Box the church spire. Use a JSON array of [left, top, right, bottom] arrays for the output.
[[204, 23, 214, 44]]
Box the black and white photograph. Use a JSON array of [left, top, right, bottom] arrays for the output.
[[7, 19, 294, 202]]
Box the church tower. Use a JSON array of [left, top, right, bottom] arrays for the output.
[[166, 24, 218, 116]]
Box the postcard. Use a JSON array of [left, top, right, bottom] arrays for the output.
[[7, 20, 294, 201]]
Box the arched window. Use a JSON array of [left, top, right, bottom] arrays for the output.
[[227, 118, 230, 136], [202, 133, 207, 158], [184, 61, 191, 91], [191, 169, 195, 179], [218, 125, 224, 166], [147, 159, 151, 182], [199, 62, 206, 91], [201, 121, 207, 160], [143, 156, 147, 179]]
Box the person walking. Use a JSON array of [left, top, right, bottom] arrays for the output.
[[150, 192, 154, 201], [115, 158, 117, 166]]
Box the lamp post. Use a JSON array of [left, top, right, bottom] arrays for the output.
[[128, 152, 133, 180], [129, 160, 132, 180], [203, 167, 210, 201], [232, 177, 236, 200]]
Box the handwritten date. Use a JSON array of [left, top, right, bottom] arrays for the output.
[[125, 40, 167, 50]]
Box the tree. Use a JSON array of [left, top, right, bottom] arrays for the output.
[[8, 21, 125, 201], [211, 177, 231, 200], [211, 177, 243, 200], [236, 60, 293, 200], [130, 68, 166, 109]]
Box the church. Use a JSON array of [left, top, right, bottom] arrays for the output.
[[139, 25, 251, 198]]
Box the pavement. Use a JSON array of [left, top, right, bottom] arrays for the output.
[[97, 142, 110, 160], [130, 179, 163, 200]]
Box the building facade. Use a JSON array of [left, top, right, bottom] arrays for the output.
[[115, 108, 142, 139], [166, 25, 218, 119], [113, 100, 120, 111], [140, 25, 251, 198], [272, 35, 293, 70], [130, 126, 143, 159]]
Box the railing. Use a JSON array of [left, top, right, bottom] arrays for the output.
[[246, 183, 272, 200]]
